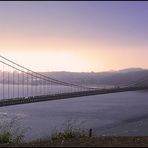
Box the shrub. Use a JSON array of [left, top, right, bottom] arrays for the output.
[[0, 116, 25, 144], [50, 119, 88, 142]]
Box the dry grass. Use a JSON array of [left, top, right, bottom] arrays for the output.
[[7, 136, 148, 147]]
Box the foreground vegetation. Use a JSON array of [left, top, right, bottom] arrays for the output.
[[23, 136, 148, 147], [1, 131, 148, 147], [1, 119, 148, 147], [0, 117, 25, 145], [1, 135, 148, 147]]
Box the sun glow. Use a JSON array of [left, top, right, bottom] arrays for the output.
[[1, 49, 103, 72]]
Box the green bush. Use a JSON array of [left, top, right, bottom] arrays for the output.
[[0, 116, 25, 144], [50, 119, 88, 142], [0, 131, 13, 143]]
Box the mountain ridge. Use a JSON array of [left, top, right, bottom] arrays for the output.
[[39, 67, 148, 87]]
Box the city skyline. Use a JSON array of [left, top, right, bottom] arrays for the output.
[[0, 1, 148, 72]]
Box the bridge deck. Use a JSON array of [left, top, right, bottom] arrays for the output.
[[0, 86, 148, 107]]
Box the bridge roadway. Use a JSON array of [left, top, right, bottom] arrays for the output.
[[0, 86, 148, 107]]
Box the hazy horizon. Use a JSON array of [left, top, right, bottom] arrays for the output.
[[0, 66, 147, 73], [38, 67, 147, 73]]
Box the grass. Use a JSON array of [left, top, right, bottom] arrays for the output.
[[0, 116, 26, 145], [15, 136, 148, 147], [1, 118, 148, 147], [50, 119, 88, 142]]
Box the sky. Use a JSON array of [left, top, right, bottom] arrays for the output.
[[0, 1, 148, 72]]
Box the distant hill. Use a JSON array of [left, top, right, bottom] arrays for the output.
[[118, 68, 146, 73], [39, 68, 148, 87], [0, 68, 148, 87]]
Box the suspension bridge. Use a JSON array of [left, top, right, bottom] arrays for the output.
[[0, 55, 148, 107]]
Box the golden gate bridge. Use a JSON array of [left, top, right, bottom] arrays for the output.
[[0, 55, 148, 107]]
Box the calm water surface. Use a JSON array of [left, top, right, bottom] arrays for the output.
[[0, 90, 148, 141]]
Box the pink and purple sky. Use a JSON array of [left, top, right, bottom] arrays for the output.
[[0, 1, 148, 72]]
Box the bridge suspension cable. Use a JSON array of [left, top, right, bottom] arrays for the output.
[[0, 54, 148, 106], [0, 54, 98, 101], [0, 55, 93, 90]]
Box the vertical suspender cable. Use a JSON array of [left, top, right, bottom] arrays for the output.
[[3, 63, 4, 99], [27, 71, 28, 97], [8, 66, 9, 99], [22, 72, 24, 98], [31, 73, 33, 96], [18, 71, 19, 98], [13, 69, 14, 98], [34, 75, 37, 96]]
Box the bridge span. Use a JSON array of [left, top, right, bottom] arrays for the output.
[[0, 86, 148, 107], [0, 55, 148, 107]]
